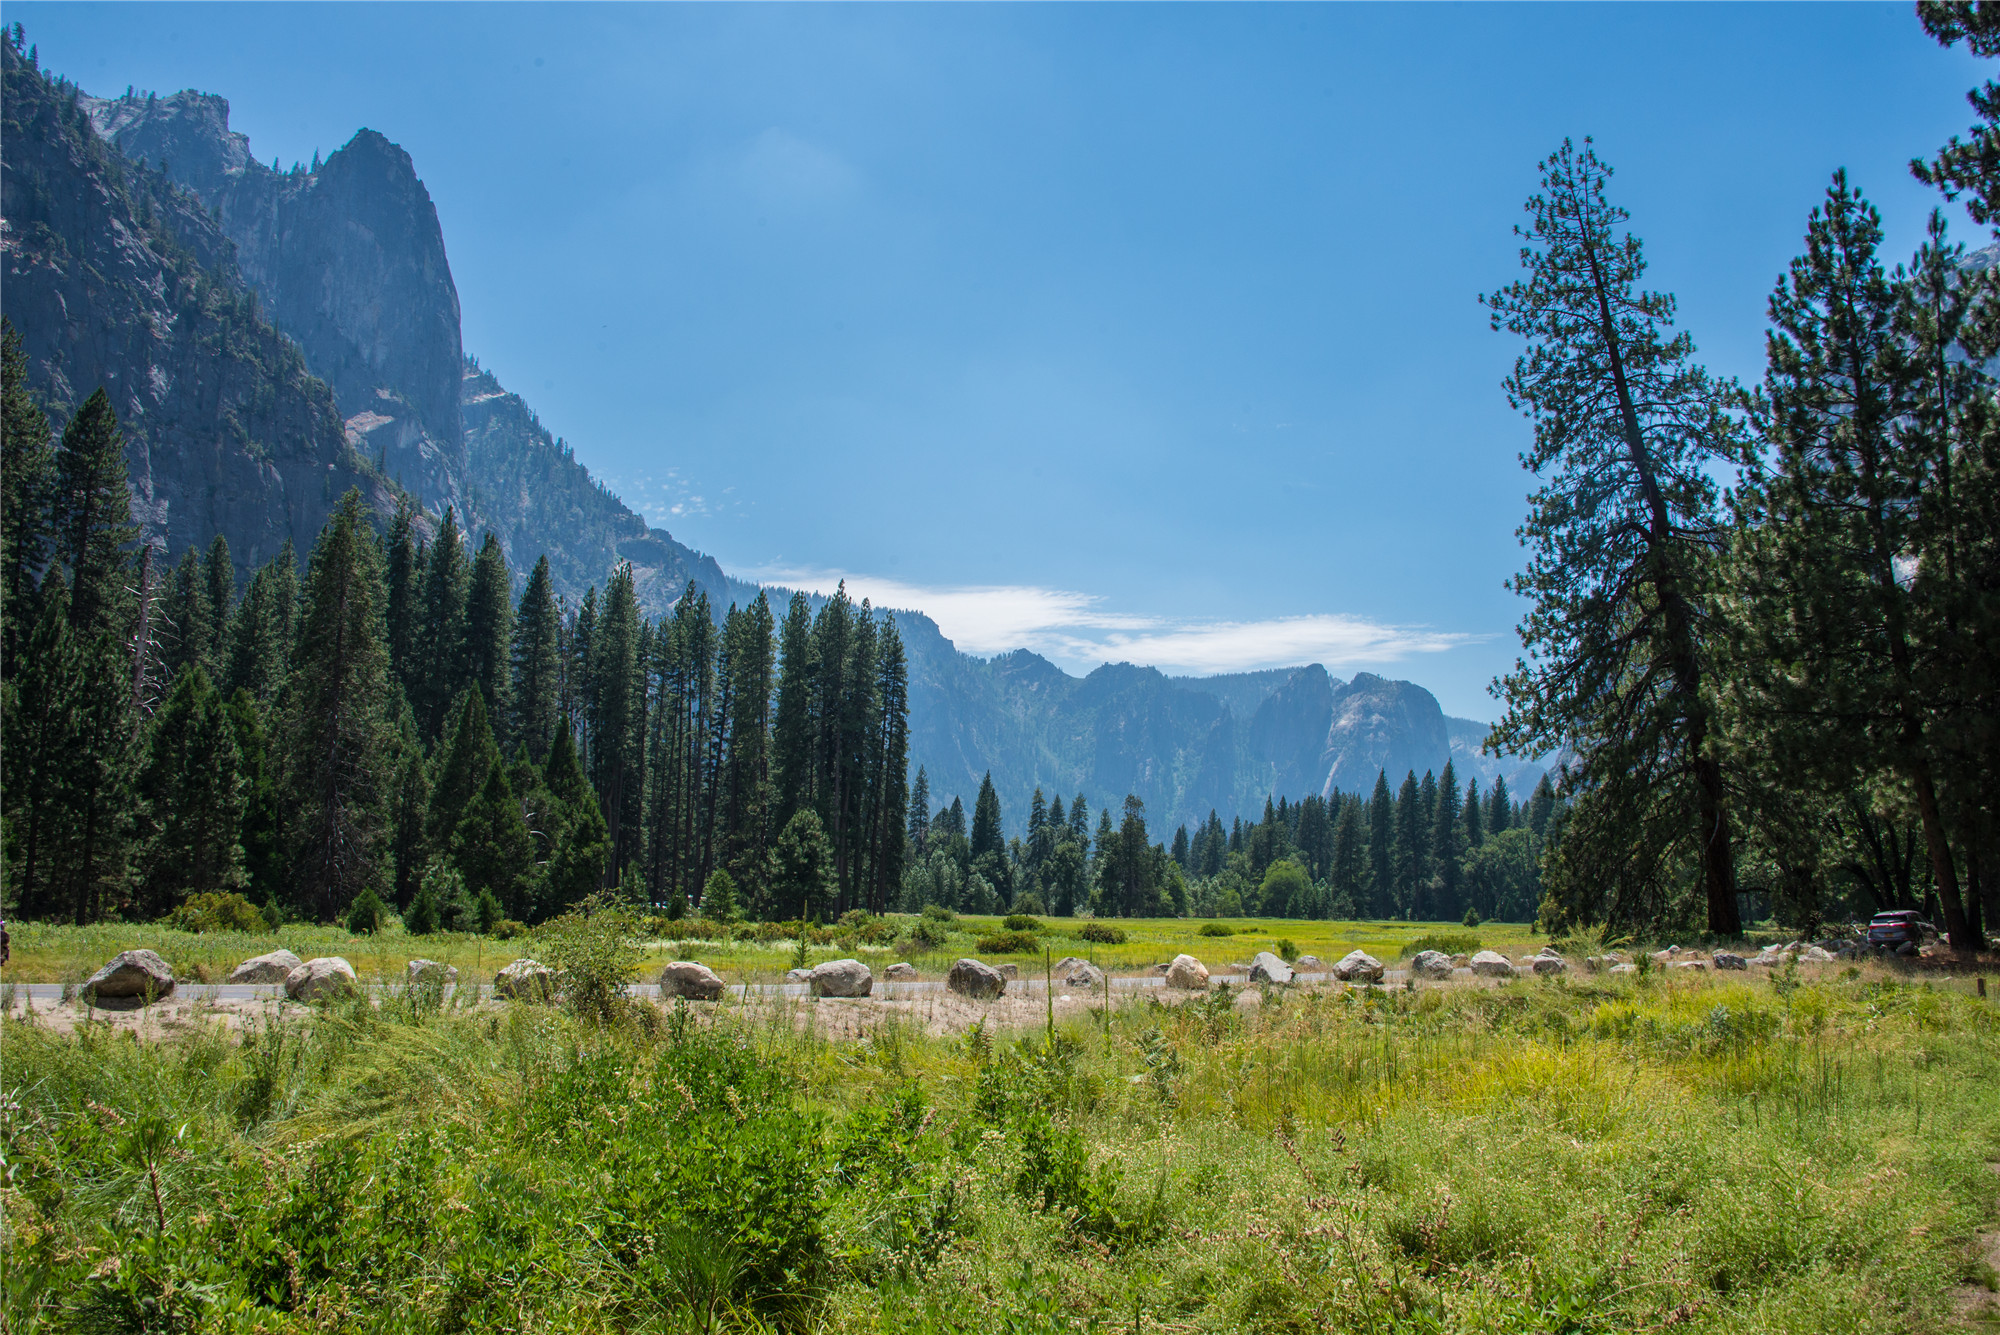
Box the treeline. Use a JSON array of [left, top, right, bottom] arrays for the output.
[[1481, 7, 2000, 949], [0, 321, 909, 928], [899, 761, 1560, 923]]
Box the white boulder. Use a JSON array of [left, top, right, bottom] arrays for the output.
[[1410, 950, 1454, 980], [495, 958, 555, 1001], [1248, 951, 1294, 985], [1469, 950, 1517, 979], [406, 958, 458, 985], [1164, 954, 1210, 990], [1334, 950, 1384, 983], [84, 950, 176, 1003], [947, 958, 1006, 999], [227, 949, 303, 985], [286, 956, 359, 1002], [883, 962, 919, 981], [809, 958, 873, 997], [658, 961, 725, 1000]]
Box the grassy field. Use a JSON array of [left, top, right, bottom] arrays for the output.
[[3, 915, 1551, 986], [3, 949, 1996, 1332]]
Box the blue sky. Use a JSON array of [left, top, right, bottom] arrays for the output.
[[13, 2, 1983, 718]]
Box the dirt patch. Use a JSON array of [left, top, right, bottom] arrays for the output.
[[1, 988, 310, 1036]]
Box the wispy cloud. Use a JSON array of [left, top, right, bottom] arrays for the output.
[[746, 568, 1482, 677]]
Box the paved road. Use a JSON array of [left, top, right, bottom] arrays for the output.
[[6, 970, 1417, 1006]]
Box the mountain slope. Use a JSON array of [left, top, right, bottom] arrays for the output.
[[0, 39, 396, 573]]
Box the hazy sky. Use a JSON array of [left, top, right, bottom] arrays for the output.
[[13, 3, 1984, 718]]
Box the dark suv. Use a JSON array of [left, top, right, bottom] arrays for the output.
[[1866, 910, 1929, 948]]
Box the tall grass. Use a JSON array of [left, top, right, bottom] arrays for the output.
[[2, 967, 1994, 1332]]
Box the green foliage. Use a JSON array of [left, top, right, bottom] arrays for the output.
[[1001, 914, 1044, 933], [344, 885, 386, 935], [974, 930, 1043, 955], [921, 904, 956, 923], [536, 894, 641, 1022], [1405, 930, 1481, 958], [1463, 904, 1482, 927], [1273, 937, 1298, 963], [1197, 922, 1234, 937], [404, 871, 441, 935], [701, 868, 739, 923], [1076, 921, 1126, 945], [165, 890, 266, 934]]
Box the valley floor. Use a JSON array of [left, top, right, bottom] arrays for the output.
[[2, 950, 1996, 1333]]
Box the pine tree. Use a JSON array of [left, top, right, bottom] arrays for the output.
[[771, 807, 835, 922], [510, 554, 562, 761], [226, 688, 285, 905], [453, 763, 535, 920], [1369, 770, 1394, 913], [908, 765, 932, 852], [280, 490, 391, 920], [541, 723, 610, 916], [1487, 774, 1512, 834], [1737, 173, 1981, 950], [429, 689, 500, 849], [1914, 5, 2000, 226], [413, 507, 470, 738], [53, 388, 136, 638], [2, 317, 54, 658], [157, 547, 212, 684], [1463, 778, 1484, 851], [203, 535, 233, 665], [1484, 139, 1747, 935], [464, 532, 513, 729], [1392, 771, 1423, 917], [702, 867, 739, 922], [970, 772, 1004, 861], [588, 564, 645, 883], [53, 621, 136, 922], [382, 501, 423, 699], [770, 591, 818, 828], [386, 707, 431, 910], [134, 664, 244, 916], [2, 592, 82, 916], [1333, 796, 1364, 912], [863, 618, 909, 913], [1528, 775, 1558, 836]]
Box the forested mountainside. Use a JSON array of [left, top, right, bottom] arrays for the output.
[[0, 39, 396, 573], [4, 39, 1529, 839]]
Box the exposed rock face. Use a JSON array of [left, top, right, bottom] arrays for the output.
[[1410, 950, 1454, 980], [86, 93, 466, 510], [285, 957, 358, 1002], [495, 958, 555, 1001], [1248, 952, 1294, 985], [1165, 954, 1210, 990], [1334, 950, 1384, 983], [658, 961, 725, 1000], [84, 950, 175, 1002], [2, 43, 393, 572], [1470, 950, 1516, 978], [947, 958, 1005, 999], [809, 959, 872, 998], [228, 950, 303, 984], [406, 958, 458, 985]]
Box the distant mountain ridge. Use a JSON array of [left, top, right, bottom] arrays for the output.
[[2, 43, 1538, 840]]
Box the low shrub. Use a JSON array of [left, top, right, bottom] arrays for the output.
[[1405, 930, 1480, 958], [165, 890, 266, 934], [974, 930, 1042, 955], [1274, 937, 1298, 962], [907, 919, 952, 951], [344, 886, 386, 936], [536, 895, 641, 1023], [921, 904, 957, 923], [1001, 914, 1044, 933], [1197, 922, 1234, 937], [1077, 921, 1125, 944]]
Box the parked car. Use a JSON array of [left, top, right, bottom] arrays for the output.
[[1866, 910, 1931, 948]]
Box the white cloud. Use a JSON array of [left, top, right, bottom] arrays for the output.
[[746, 567, 1482, 677]]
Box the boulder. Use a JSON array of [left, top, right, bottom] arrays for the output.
[[1800, 945, 1835, 963], [1293, 955, 1326, 972], [495, 958, 555, 1001], [1451, 953, 1471, 968], [658, 961, 725, 1000], [406, 958, 458, 985], [1051, 956, 1091, 982], [1245, 951, 1292, 985], [227, 949, 303, 985], [883, 962, 919, 981], [1749, 950, 1784, 968], [947, 958, 1006, 999], [84, 950, 176, 1003], [1712, 951, 1748, 971], [1667, 960, 1708, 972], [1410, 950, 1454, 980], [1063, 962, 1107, 991], [1469, 950, 1516, 979], [1335, 950, 1385, 983], [1895, 941, 1919, 958], [1164, 954, 1210, 990], [1530, 955, 1568, 977], [999, 963, 1019, 980], [785, 967, 814, 983], [1150, 962, 1171, 975], [809, 958, 872, 997], [285, 956, 359, 1002], [1608, 962, 1638, 974]]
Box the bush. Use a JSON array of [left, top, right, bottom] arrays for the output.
[[1463, 905, 1483, 928], [1197, 922, 1234, 937], [1011, 892, 1046, 917], [1001, 914, 1044, 933], [1406, 930, 1481, 958], [1077, 921, 1125, 945], [166, 891, 266, 934], [475, 888, 503, 935], [908, 919, 951, 951], [1274, 937, 1298, 962], [537, 894, 641, 1023], [974, 930, 1042, 955], [491, 918, 527, 940], [345, 886, 386, 936], [921, 904, 956, 923]]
